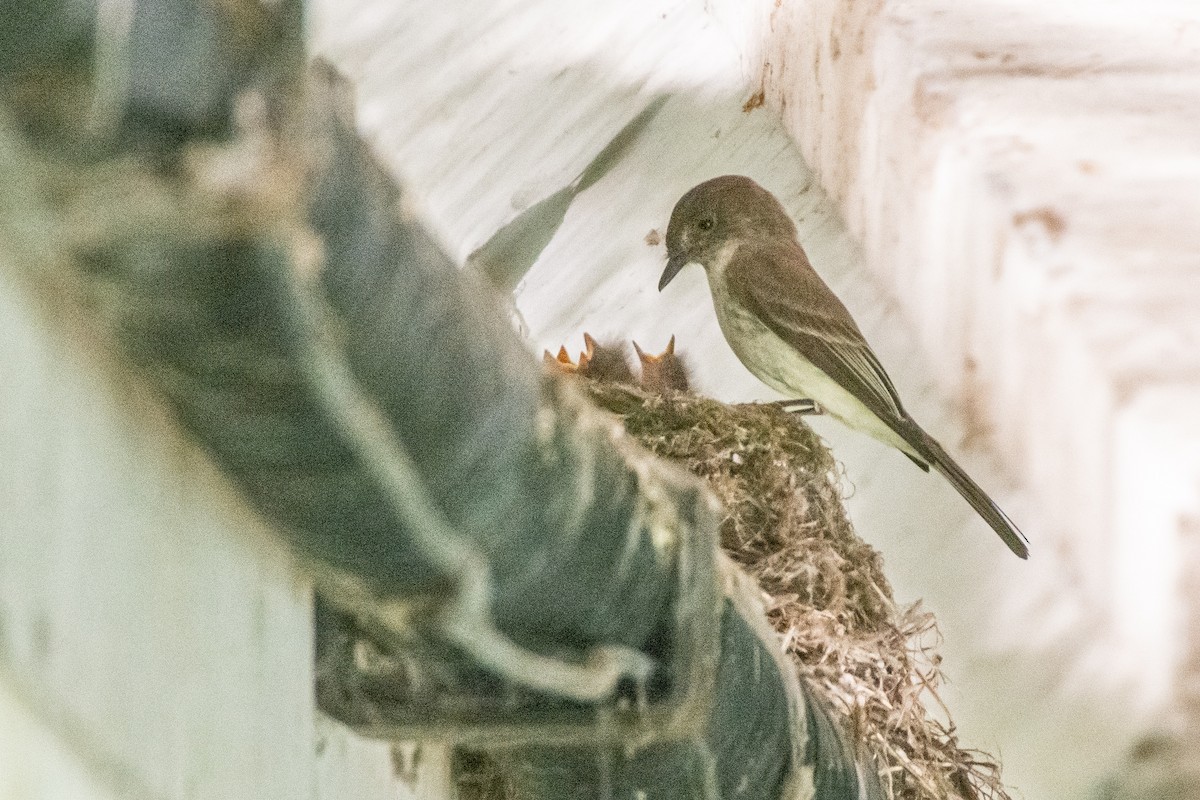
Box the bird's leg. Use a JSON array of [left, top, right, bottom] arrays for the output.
[[772, 399, 824, 415]]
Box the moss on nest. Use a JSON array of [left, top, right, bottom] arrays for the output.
[[583, 381, 1010, 800]]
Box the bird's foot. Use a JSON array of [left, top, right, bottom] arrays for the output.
[[773, 399, 824, 415]]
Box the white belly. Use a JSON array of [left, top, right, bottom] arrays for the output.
[[706, 275, 917, 458]]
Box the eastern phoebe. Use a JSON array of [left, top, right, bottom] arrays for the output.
[[659, 175, 1029, 558], [634, 335, 691, 394], [578, 332, 636, 383], [544, 345, 580, 374]]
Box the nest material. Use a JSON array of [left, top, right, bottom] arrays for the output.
[[583, 381, 1009, 800], [456, 376, 1010, 800]]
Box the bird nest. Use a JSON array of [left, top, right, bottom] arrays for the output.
[[457, 341, 1011, 800]]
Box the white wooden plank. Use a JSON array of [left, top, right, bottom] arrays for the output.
[[0, 244, 400, 796]]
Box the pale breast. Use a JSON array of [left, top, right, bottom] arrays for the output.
[[704, 252, 917, 456]]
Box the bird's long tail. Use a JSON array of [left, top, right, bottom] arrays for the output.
[[908, 426, 1030, 559]]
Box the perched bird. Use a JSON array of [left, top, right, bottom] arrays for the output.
[[633, 335, 691, 394], [659, 175, 1029, 558]]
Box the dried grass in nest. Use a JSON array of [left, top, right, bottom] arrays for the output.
[[455, 379, 1011, 800], [582, 381, 1011, 800]]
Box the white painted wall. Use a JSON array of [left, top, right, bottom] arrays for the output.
[[0, 240, 431, 797]]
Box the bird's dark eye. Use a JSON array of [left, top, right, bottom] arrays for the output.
[[698, 217, 714, 231]]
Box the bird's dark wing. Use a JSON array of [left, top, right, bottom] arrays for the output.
[[726, 240, 1032, 558], [724, 240, 911, 427]]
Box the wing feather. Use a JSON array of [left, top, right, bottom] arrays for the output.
[[724, 241, 909, 425], [723, 240, 1030, 556]]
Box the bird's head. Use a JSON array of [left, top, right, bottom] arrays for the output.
[[659, 175, 796, 290]]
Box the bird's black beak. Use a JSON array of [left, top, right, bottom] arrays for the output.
[[658, 252, 689, 291]]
